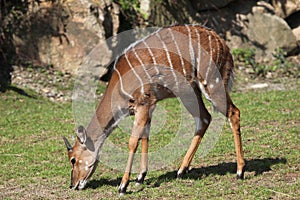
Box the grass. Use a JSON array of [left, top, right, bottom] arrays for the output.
[[0, 84, 299, 199]]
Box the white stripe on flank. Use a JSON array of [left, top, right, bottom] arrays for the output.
[[155, 32, 178, 88], [143, 41, 166, 87], [168, 28, 186, 77], [132, 47, 153, 83], [205, 30, 213, 81], [114, 68, 133, 98], [124, 52, 145, 94], [195, 28, 201, 76], [186, 25, 195, 78], [142, 40, 160, 75]]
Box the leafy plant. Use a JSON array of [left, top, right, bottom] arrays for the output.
[[232, 48, 298, 78], [114, 0, 149, 28], [232, 48, 256, 68]]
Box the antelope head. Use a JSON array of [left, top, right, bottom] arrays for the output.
[[63, 126, 98, 190]]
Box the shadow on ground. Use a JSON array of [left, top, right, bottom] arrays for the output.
[[6, 85, 36, 98], [151, 157, 287, 187], [87, 177, 122, 189], [87, 157, 286, 191]]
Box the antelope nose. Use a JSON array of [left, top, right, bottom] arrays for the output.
[[69, 185, 73, 189]]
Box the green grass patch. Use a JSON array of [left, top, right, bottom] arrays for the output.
[[0, 86, 299, 199]]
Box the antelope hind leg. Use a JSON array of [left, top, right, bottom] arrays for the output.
[[177, 83, 211, 178], [226, 95, 245, 179]]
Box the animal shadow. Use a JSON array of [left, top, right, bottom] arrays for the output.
[[86, 157, 286, 191], [87, 177, 122, 189], [151, 157, 287, 187]]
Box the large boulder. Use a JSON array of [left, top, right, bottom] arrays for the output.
[[11, 0, 118, 75], [235, 1, 298, 60], [247, 13, 297, 59], [240, 2, 298, 60]]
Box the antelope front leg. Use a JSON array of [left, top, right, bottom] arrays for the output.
[[118, 135, 140, 195], [135, 137, 148, 185], [118, 105, 151, 195]]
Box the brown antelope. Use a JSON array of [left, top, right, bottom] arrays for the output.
[[63, 24, 245, 195]]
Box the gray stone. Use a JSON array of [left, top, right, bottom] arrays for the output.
[[246, 12, 297, 60], [271, 0, 300, 18], [12, 0, 118, 76]]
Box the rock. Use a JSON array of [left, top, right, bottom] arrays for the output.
[[225, 1, 298, 61], [248, 83, 269, 89], [246, 11, 297, 60], [271, 0, 300, 18], [140, 0, 152, 19], [292, 26, 300, 43], [41, 88, 50, 94], [3, 0, 299, 77], [11, 0, 119, 76], [10, 65, 75, 102], [252, 1, 275, 14]]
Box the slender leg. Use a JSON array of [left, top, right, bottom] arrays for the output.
[[177, 116, 211, 177], [177, 84, 211, 178], [118, 105, 152, 195], [136, 105, 155, 185], [227, 98, 245, 179], [118, 136, 140, 195], [136, 137, 148, 185]]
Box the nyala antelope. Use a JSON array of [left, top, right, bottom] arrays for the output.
[[63, 24, 245, 195]]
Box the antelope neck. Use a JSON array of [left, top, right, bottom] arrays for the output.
[[85, 92, 128, 160]]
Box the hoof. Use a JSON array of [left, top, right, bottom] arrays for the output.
[[135, 172, 146, 186], [236, 170, 244, 180], [118, 183, 128, 195], [176, 167, 189, 179]]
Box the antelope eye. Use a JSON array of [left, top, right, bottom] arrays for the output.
[[70, 157, 76, 165]]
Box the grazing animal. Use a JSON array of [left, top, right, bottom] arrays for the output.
[[63, 24, 245, 195]]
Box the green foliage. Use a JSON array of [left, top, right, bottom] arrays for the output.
[[117, 0, 140, 10], [232, 48, 256, 67], [114, 0, 149, 27], [271, 48, 299, 77], [232, 48, 298, 77]]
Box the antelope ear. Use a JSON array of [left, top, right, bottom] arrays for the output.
[[63, 136, 73, 152], [76, 126, 87, 144]]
